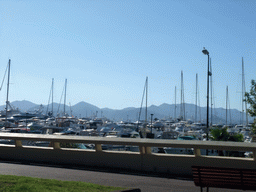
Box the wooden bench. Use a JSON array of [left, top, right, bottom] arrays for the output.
[[192, 166, 256, 192]]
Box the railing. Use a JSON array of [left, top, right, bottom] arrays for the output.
[[0, 133, 256, 176]]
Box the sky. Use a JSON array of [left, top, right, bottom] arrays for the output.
[[0, 0, 255, 112]]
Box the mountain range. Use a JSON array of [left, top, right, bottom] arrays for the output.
[[0, 100, 253, 125]]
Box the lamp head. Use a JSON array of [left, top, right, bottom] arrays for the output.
[[202, 48, 209, 55]]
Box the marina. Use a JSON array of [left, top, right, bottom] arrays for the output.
[[0, 58, 254, 157], [0, 2, 255, 191], [0, 111, 253, 156]]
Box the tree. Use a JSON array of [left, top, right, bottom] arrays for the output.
[[210, 127, 243, 156], [244, 80, 256, 117], [60, 143, 79, 148], [210, 127, 243, 142], [210, 127, 229, 141], [244, 80, 256, 133]]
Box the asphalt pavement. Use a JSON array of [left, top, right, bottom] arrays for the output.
[[0, 161, 252, 192]]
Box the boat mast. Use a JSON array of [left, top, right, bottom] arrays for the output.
[[242, 57, 248, 126], [180, 72, 182, 120], [5, 59, 11, 128], [180, 71, 185, 120], [183, 72, 185, 120], [195, 73, 198, 123], [180, 71, 183, 120], [225, 86, 232, 126], [69, 102, 72, 117], [198, 87, 201, 123], [174, 86, 176, 121], [210, 58, 213, 126], [229, 91, 232, 126], [64, 79, 67, 116], [136, 76, 148, 131], [52, 78, 54, 116], [145, 76, 148, 124], [242, 58, 245, 126], [226, 86, 228, 126]]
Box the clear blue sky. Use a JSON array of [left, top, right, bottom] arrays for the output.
[[0, 0, 255, 111]]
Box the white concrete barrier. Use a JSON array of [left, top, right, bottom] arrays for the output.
[[0, 133, 256, 176]]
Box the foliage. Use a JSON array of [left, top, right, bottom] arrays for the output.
[[210, 128, 229, 141], [210, 127, 244, 142], [210, 127, 244, 156], [60, 143, 79, 148], [244, 80, 256, 134], [228, 134, 244, 142], [251, 119, 256, 134], [244, 80, 256, 117], [0, 175, 125, 192]]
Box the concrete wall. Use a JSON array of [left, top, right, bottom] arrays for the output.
[[0, 133, 256, 177]]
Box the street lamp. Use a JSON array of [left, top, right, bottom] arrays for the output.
[[202, 47, 210, 154]]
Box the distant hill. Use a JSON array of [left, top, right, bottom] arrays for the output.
[[0, 100, 253, 124], [0, 100, 38, 111], [12, 100, 38, 111], [71, 101, 101, 118]]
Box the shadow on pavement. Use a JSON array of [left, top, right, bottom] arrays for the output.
[[0, 158, 193, 181]]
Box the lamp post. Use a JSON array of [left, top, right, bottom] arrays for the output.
[[202, 47, 210, 154]]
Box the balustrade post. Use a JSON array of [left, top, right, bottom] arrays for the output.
[[253, 151, 256, 161], [53, 142, 60, 149], [15, 140, 22, 148], [139, 146, 145, 155], [95, 144, 102, 152], [194, 148, 201, 157], [145, 146, 152, 155]]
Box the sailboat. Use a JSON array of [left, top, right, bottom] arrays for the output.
[[235, 57, 249, 131], [46, 78, 54, 117], [0, 60, 19, 117], [136, 77, 151, 137], [179, 71, 185, 121], [241, 57, 248, 127], [0, 59, 22, 129]]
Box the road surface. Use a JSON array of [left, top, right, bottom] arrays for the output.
[[0, 161, 250, 192]]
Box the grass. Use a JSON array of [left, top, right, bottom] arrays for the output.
[[0, 175, 125, 192]]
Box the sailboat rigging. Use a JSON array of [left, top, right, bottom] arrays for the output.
[[57, 79, 68, 117], [210, 58, 213, 126], [241, 57, 248, 127], [0, 59, 13, 129], [174, 86, 177, 121], [136, 76, 148, 132], [0, 62, 8, 92], [46, 78, 54, 117], [5, 59, 11, 129], [64, 78, 67, 116], [195, 73, 198, 123], [180, 71, 185, 120]]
